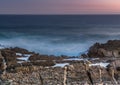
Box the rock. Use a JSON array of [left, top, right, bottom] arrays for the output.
[[0, 61, 117, 85], [0, 79, 12, 85], [112, 60, 120, 67], [81, 54, 89, 58], [108, 60, 120, 70], [29, 54, 64, 61], [1, 49, 17, 68], [0, 51, 7, 75], [88, 40, 120, 58], [31, 60, 55, 66], [1, 41, 120, 84], [8, 47, 32, 54]]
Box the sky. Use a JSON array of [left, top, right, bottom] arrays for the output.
[[0, 0, 120, 14]]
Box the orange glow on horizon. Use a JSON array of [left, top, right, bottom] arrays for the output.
[[65, 0, 120, 14]]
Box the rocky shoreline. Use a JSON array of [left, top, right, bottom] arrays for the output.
[[1, 40, 120, 85]]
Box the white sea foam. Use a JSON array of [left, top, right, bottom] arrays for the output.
[[16, 53, 31, 61], [0, 36, 119, 56], [16, 53, 23, 56], [17, 61, 25, 64], [0, 27, 120, 56], [17, 57, 29, 61], [64, 58, 84, 61], [0, 36, 90, 56], [89, 62, 109, 68], [53, 63, 69, 68]]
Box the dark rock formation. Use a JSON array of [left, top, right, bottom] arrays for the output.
[[1, 49, 17, 68], [88, 40, 120, 58], [0, 47, 69, 73], [8, 47, 33, 54], [0, 51, 7, 74], [29, 54, 66, 61]]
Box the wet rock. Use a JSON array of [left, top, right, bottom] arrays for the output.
[[88, 40, 120, 58], [31, 60, 55, 66], [8, 47, 32, 54], [1, 49, 17, 68], [0, 79, 13, 85], [29, 54, 65, 61], [81, 54, 89, 58], [1, 41, 120, 84], [0, 62, 118, 85], [0, 51, 7, 75]]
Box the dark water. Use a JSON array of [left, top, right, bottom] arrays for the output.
[[0, 15, 120, 56]]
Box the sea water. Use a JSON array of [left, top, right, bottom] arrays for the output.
[[0, 15, 120, 56]]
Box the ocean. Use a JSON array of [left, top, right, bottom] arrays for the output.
[[0, 15, 120, 56]]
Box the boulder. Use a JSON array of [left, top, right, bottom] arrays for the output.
[[1, 49, 17, 67], [88, 40, 120, 58], [108, 60, 120, 69], [0, 51, 7, 74], [8, 47, 31, 54]]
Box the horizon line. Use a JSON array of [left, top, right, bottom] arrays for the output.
[[1, 14, 120, 16]]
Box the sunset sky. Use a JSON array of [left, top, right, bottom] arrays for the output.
[[0, 0, 120, 14]]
